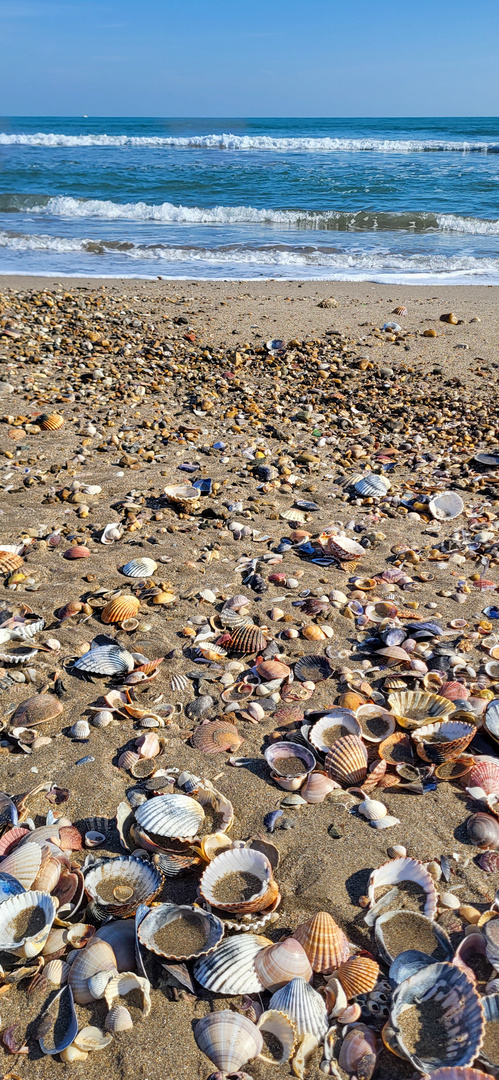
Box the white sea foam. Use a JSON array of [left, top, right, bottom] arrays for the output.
[[1, 132, 498, 153]]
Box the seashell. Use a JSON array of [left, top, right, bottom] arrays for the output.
[[0, 552, 24, 574], [367, 856, 437, 919], [479, 850, 499, 872], [255, 937, 312, 991], [301, 772, 339, 805], [121, 558, 158, 578], [104, 970, 151, 1017], [32, 855, 62, 894], [335, 956, 379, 999], [375, 909, 453, 964], [83, 856, 162, 916], [95, 919, 136, 971], [387, 690, 455, 730], [43, 958, 70, 987], [370, 815, 401, 829], [0, 841, 42, 889], [73, 644, 135, 675], [293, 911, 350, 974], [39, 411, 64, 430], [255, 659, 291, 681], [85, 831, 106, 848], [135, 793, 204, 841], [105, 1004, 133, 1032], [63, 545, 91, 559], [469, 760, 499, 796], [197, 642, 227, 661], [322, 534, 366, 561], [92, 709, 114, 729], [485, 699, 499, 743], [356, 705, 396, 743], [358, 796, 387, 821], [294, 654, 334, 683], [68, 939, 118, 1004], [467, 812, 499, 850], [191, 719, 244, 755], [185, 695, 214, 720], [435, 758, 473, 781], [228, 624, 269, 655], [11, 692, 63, 727], [257, 1009, 297, 1063], [378, 731, 414, 767], [193, 934, 268, 994], [389, 949, 438, 985], [281, 681, 314, 702], [453, 931, 489, 984], [0, 889, 56, 957], [269, 976, 329, 1041], [265, 741, 315, 790], [118, 750, 140, 771], [301, 624, 327, 641], [354, 473, 391, 497], [138, 902, 224, 961], [38, 984, 78, 1056], [325, 734, 368, 788], [338, 1024, 377, 1079], [412, 720, 475, 764], [478, 993, 499, 1073], [440, 681, 470, 702], [426, 1072, 499, 1080], [135, 731, 161, 758], [87, 969, 115, 1000], [309, 710, 361, 753], [0, 872, 25, 905], [194, 1010, 263, 1073], [69, 719, 90, 740], [429, 491, 464, 520], [73, 1025, 113, 1053], [199, 846, 277, 914], [164, 483, 201, 511], [390, 961, 484, 1073], [101, 595, 140, 624], [484, 919, 499, 969], [101, 522, 122, 544]]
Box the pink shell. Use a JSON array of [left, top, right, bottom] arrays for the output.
[[440, 681, 470, 701], [0, 827, 30, 856], [469, 760, 499, 797]]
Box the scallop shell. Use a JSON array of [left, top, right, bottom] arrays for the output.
[[485, 699, 499, 743], [0, 553, 23, 574], [199, 846, 277, 914], [0, 889, 56, 957], [193, 934, 268, 994], [354, 473, 391, 497], [32, 855, 62, 894], [194, 1010, 263, 1073], [83, 855, 162, 916], [105, 1004, 133, 1032], [358, 796, 387, 821], [325, 734, 368, 787], [39, 412, 64, 430], [469, 760, 499, 796], [356, 705, 396, 743], [73, 644, 135, 675], [68, 939, 118, 1004], [191, 719, 244, 755], [0, 841, 42, 889], [164, 484, 201, 510], [101, 595, 140, 624], [38, 984, 78, 1056], [44, 958, 70, 987], [63, 545, 91, 559], [257, 1009, 297, 1063], [335, 955, 379, 999], [427, 1072, 498, 1080], [412, 720, 475, 764], [367, 856, 437, 919], [11, 692, 64, 727], [429, 491, 464, 520], [309, 710, 362, 752], [228, 624, 269, 655], [390, 961, 484, 1073], [301, 772, 339, 804], [269, 976, 329, 1041], [322, 534, 366, 561], [387, 690, 455, 730], [294, 654, 334, 683], [121, 558, 158, 578], [138, 902, 224, 961], [254, 937, 312, 991], [293, 911, 350, 974], [135, 793, 205, 841], [376, 909, 453, 964]]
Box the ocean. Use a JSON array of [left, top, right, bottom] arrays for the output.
[[0, 116, 499, 283]]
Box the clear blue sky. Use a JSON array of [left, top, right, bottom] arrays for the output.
[[0, 0, 498, 117]]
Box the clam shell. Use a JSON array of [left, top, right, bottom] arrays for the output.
[[429, 491, 464, 520], [335, 955, 379, 999], [199, 846, 277, 914], [70, 719, 90, 740], [484, 917, 499, 969], [301, 772, 339, 804], [469, 760, 499, 796], [412, 720, 475, 764], [0, 889, 56, 957], [73, 1026, 113, 1053], [104, 970, 151, 1016], [389, 949, 438, 985], [135, 793, 204, 841], [322, 534, 365, 561], [101, 596, 140, 624], [95, 918, 137, 971], [68, 939, 118, 1004], [105, 1004, 133, 1032], [269, 976, 329, 1041], [390, 961, 484, 1072], [191, 719, 244, 755], [63, 545, 91, 559], [254, 937, 312, 991], [194, 1010, 263, 1073], [228, 624, 269, 655], [83, 855, 162, 915], [193, 934, 268, 994], [164, 484, 201, 509], [325, 734, 368, 787], [309, 710, 361, 752], [485, 699, 499, 742], [293, 911, 350, 973], [73, 644, 135, 675], [294, 654, 334, 683], [387, 690, 455, 730], [32, 855, 62, 894], [375, 909, 453, 964], [138, 902, 224, 961], [0, 841, 42, 889], [358, 796, 387, 821], [356, 705, 396, 743], [39, 411, 64, 430], [255, 659, 291, 681], [265, 741, 315, 789], [257, 1009, 297, 1063], [467, 812, 499, 850], [38, 985, 78, 1056], [367, 856, 437, 919], [354, 473, 391, 497], [121, 558, 158, 578], [11, 692, 64, 727]]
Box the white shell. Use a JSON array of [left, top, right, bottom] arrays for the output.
[[0, 889, 56, 957], [429, 491, 464, 520], [309, 710, 361, 753], [10, 618, 45, 641], [367, 856, 437, 919], [193, 933, 267, 994], [87, 969, 116, 1000], [69, 719, 90, 740], [44, 959, 71, 986], [83, 855, 162, 910], [354, 474, 391, 497], [0, 841, 42, 888], [358, 797, 388, 821], [92, 710, 113, 729], [269, 977, 329, 1041], [137, 902, 224, 960], [104, 971, 151, 1017], [101, 523, 122, 545], [257, 1009, 297, 1063], [135, 793, 204, 841], [68, 939, 118, 1004], [121, 558, 158, 578], [73, 644, 135, 675], [73, 1026, 113, 1052], [199, 846, 272, 910], [194, 1010, 263, 1073], [105, 1004, 133, 1032]]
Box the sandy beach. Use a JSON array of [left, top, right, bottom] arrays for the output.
[[0, 276, 499, 1079]]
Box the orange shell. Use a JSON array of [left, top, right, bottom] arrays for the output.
[[301, 625, 326, 642], [378, 731, 414, 767], [440, 681, 470, 701], [254, 937, 312, 991], [362, 760, 388, 792], [325, 735, 368, 787], [0, 553, 23, 574], [38, 412, 64, 430], [293, 911, 350, 974], [336, 955, 379, 999], [338, 692, 365, 711], [101, 596, 140, 624], [190, 720, 244, 755]]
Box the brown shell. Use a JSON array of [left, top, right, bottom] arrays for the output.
[[378, 731, 414, 766], [0, 553, 24, 574], [255, 660, 291, 681], [254, 937, 313, 991], [63, 546, 92, 559], [362, 760, 388, 792], [101, 596, 140, 624], [478, 851, 499, 872], [11, 692, 64, 727], [228, 624, 269, 656], [38, 412, 64, 430], [325, 734, 368, 787], [335, 956, 380, 999], [293, 911, 350, 974], [412, 720, 475, 764], [191, 720, 244, 755]]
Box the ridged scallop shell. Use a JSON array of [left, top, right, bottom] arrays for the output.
[[390, 961, 484, 1073], [427, 1072, 495, 1080], [387, 690, 455, 730], [39, 412, 64, 430], [199, 847, 276, 914], [105, 1004, 133, 1032], [254, 937, 312, 991], [294, 654, 334, 683], [257, 1009, 297, 1063], [293, 911, 350, 974], [228, 624, 269, 655], [164, 484, 200, 510], [0, 841, 42, 889], [0, 889, 56, 957], [358, 796, 387, 821], [479, 992, 499, 1073], [44, 958, 71, 987], [412, 720, 475, 764], [194, 1010, 263, 1073], [135, 793, 204, 841], [354, 473, 391, 497], [0, 553, 23, 574], [367, 856, 437, 919], [68, 939, 118, 1004], [269, 976, 329, 1041], [325, 734, 368, 787], [429, 491, 464, 520], [469, 760, 499, 796], [101, 596, 140, 624], [193, 934, 268, 994], [73, 644, 135, 675], [32, 855, 62, 894], [335, 956, 379, 999], [322, 534, 365, 561], [309, 710, 361, 752], [485, 700, 499, 742], [484, 918, 499, 969], [83, 856, 162, 915], [191, 719, 244, 755], [121, 558, 158, 578], [138, 902, 224, 961], [301, 772, 339, 804]]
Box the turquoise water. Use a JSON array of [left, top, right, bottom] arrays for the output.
[[0, 116, 499, 281]]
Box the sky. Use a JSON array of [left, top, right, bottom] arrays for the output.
[[0, 0, 498, 117]]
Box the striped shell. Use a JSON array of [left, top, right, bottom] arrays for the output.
[[0, 889, 56, 957], [194, 1010, 263, 1073], [121, 558, 158, 578], [440, 681, 470, 701], [367, 856, 437, 919], [412, 720, 475, 764], [63, 546, 91, 559], [105, 1004, 133, 1032], [301, 772, 339, 804], [68, 939, 118, 1004], [199, 847, 277, 915], [354, 473, 390, 497], [193, 934, 268, 994], [322, 534, 365, 561], [83, 856, 162, 916], [73, 645, 135, 675], [135, 793, 204, 841], [191, 720, 244, 755], [38, 412, 64, 430], [387, 690, 455, 730], [294, 654, 334, 683], [269, 976, 329, 1041], [335, 956, 380, 999], [469, 760, 499, 796], [293, 911, 350, 974], [254, 937, 312, 991], [0, 553, 23, 574], [228, 624, 269, 655], [255, 660, 291, 681], [427, 1072, 494, 1080], [325, 734, 368, 787], [390, 961, 484, 1073], [138, 902, 224, 961], [101, 596, 140, 624], [257, 1010, 297, 1063]]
